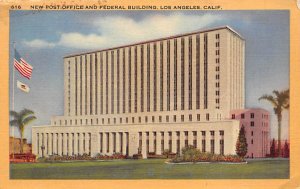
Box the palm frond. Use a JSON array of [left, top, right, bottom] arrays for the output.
[[9, 120, 19, 127], [23, 115, 37, 126], [258, 95, 278, 107], [9, 110, 19, 119], [19, 109, 35, 119]]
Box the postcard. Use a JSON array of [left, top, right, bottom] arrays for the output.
[[0, 0, 299, 188]]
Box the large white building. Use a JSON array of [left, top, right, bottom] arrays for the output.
[[32, 26, 245, 158]]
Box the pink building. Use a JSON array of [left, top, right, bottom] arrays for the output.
[[230, 108, 270, 158]]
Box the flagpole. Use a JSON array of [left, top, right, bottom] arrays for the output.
[[12, 42, 16, 158]]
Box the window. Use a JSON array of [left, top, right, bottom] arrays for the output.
[[211, 139, 215, 154], [173, 115, 176, 122], [166, 115, 169, 122], [220, 139, 224, 155], [251, 131, 254, 136], [132, 117, 135, 123], [251, 121, 254, 127], [220, 130, 224, 136], [251, 139, 253, 144], [120, 118, 122, 124], [139, 116, 141, 123], [159, 116, 162, 122], [197, 114, 200, 121], [251, 113, 254, 118], [181, 115, 184, 122], [114, 118, 116, 124], [145, 116, 148, 123], [126, 117, 128, 123], [152, 116, 155, 123], [232, 114, 235, 119], [206, 113, 209, 121], [189, 114, 192, 121], [241, 113, 245, 119]]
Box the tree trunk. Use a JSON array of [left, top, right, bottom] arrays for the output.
[[278, 115, 282, 157], [20, 131, 23, 154]]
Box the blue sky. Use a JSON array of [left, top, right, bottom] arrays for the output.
[[9, 10, 289, 143]]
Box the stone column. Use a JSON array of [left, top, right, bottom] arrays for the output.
[[91, 132, 98, 157], [142, 132, 147, 159], [215, 131, 220, 155], [63, 133, 68, 156], [164, 131, 169, 152], [53, 133, 57, 155], [48, 133, 53, 156], [128, 132, 138, 156], [116, 132, 120, 153], [43, 133, 48, 157], [206, 131, 211, 154], [79, 133, 84, 155], [171, 131, 177, 154], [74, 133, 78, 155], [58, 133, 62, 156], [156, 132, 162, 155], [197, 131, 202, 151], [109, 132, 114, 155], [68, 133, 73, 156], [122, 132, 127, 155], [180, 131, 185, 155], [102, 133, 107, 155], [149, 132, 154, 153], [38, 133, 43, 157], [86, 133, 91, 155]]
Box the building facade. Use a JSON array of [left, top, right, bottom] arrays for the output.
[[32, 26, 245, 158], [230, 109, 270, 158]]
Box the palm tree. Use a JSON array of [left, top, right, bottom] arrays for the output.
[[10, 108, 37, 154], [259, 89, 289, 157]]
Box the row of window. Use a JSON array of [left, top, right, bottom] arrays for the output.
[[231, 113, 269, 119], [54, 113, 213, 126], [68, 33, 222, 116]]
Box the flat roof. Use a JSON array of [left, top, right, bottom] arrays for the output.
[[64, 25, 244, 59]]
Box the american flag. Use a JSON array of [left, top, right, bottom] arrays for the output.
[[14, 50, 33, 79]]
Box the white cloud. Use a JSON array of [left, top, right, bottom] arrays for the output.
[[91, 13, 224, 48], [23, 13, 225, 50], [57, 32, 106, 49], [23, 39, 55, 48]]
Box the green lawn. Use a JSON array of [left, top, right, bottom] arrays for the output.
[[10, 159, 289, 179]]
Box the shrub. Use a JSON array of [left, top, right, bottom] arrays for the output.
[[169, 146, 245, 163]]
